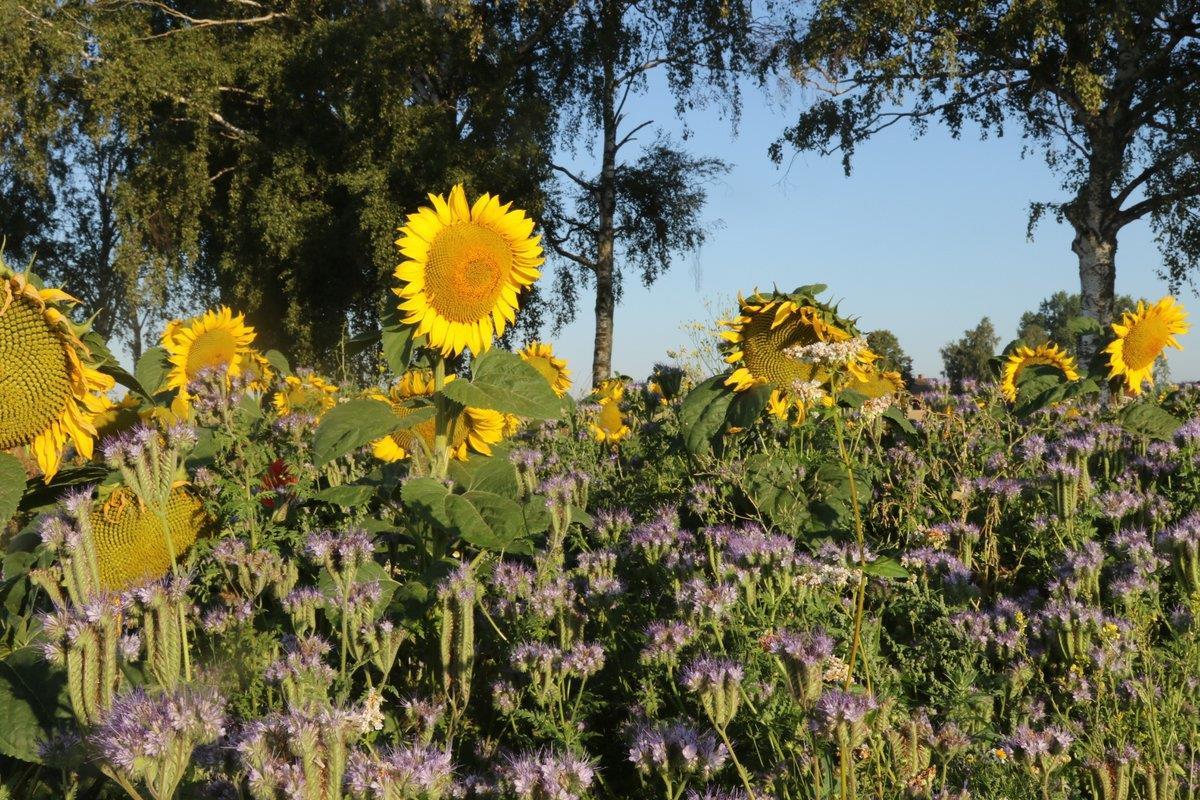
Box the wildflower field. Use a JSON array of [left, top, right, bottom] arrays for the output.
[[4, 185, 1200, 800]]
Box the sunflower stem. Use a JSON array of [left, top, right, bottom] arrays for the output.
[[432, 356, 450, 480]]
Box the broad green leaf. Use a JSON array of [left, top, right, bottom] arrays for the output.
[[311, 484, 376, 507], [838, 389, 868, 409], [264, 349, 292, 377], [134, 346, 172, 397], [1119, 402, 1183, 441], [313, 399, 409, 466], [0, 455, 24, 530], [881, 406, 917, 435], [440, 350, 563, 419], [448, 445, 520, 495], [743, 452, 807, 533], [445, 491, 532, 552], [401, 477, 453, 527], [862, 556, 910, 580], [381, 305, 416, 375], [679, 375, 735, 456], [725, 383, 772, 428], [0, 648, 68, 763]]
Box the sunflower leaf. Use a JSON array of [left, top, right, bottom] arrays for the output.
[[313, 399, 413, 466], [135, 347, 173, 397], [0, 647, 69, 763], [264, 349, 292, 377], [1118, 403, 1182, 441], [440, 350, 563, 419], [381, 305, 416, 375], [725, 383, 772, 429], [679, 375, 735, 456], [0, 454, 24, 529]]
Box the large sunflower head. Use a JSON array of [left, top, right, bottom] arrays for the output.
[[721, 287, 864, 417], [1000, 343, 1079, 402], [393, 184, 543, 357], [590, 397, 631, 444], [91, 485, 210, 590], [846, 367, 906, 400], [272, 370, 339, 419], [1105, 297, 1189, 395], [520, 341, 572, 397], [369, 370, 504, 462], [0, 266, 114, 480], [162, 307, 258, 414]]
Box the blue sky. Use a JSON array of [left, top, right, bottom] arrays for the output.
[[546, 79, 1200, 385]]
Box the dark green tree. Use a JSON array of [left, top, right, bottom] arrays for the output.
[[541, 0, 760, 385], [865, 329, 914, 384], [1016, 291, 1136, 357], [2, 0, 574, 365], [773, 1, 1200, 356], [941, 317, 999, 387]]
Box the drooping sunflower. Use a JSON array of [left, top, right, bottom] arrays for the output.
[[520, 341, 572, 397], [847, 366, 907, 400], [1105, 296, 1190, 395], [590, 396, 631, 444], [272, 371, 339, 419], [92, 485, 211, 590], [0, 268, 115, 480], [1000, 343, 1079, 402], [393, 184, 544, 357], [593, 376, 626, 402], [721, 287, 868, 418], [369, 370, 505, 462], [162, 307, 258, 415]]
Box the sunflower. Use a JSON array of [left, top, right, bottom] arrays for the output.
[[0, 268, 115, 480], [520, 341, 572, 397], [393, 184, 544, 357], [162, 307, 258, 415], [847, 367, 906, 400], [1105, 296, 1190, 395], [92, 485, 211, 590], [369, 370, 505, 462], [1000, 344, 1078, 402], [272, 371, 339, 419], [721, 287, 867, 419], [593, 377, 626, 402], [590, 397, 631, 444]]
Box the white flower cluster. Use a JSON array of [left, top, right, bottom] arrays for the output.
[[785, 336, 870, 366], [790, 379, 829, 405]]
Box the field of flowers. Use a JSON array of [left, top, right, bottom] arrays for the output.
[[2, 185, 1200, 800]]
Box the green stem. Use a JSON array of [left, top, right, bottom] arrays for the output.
[[432, 356, 450, 479], [716, 725, 757, 800]]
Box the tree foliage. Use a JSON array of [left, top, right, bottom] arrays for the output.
[[865, 329, 913, 384], [1016, 291, 1136, 357], [773, 1, 1200, 345], [1, 0, 574, 364], [941, 316, 999, 387]]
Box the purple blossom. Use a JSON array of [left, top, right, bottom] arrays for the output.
[[628, 722, 727, 779], [345, 744, 456, 799], [810, 689, 879, 741], [500, 748, 595, 800], [92, 686, 226, 773], [642, 621, 695, 663]]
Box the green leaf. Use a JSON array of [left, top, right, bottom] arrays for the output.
[[1118, 402, 1182, 441], [135, 347, 172, 397], [0, 455, 24, 530], [313, 399, 410, 466], [381, 306, 416, 375], [881, 406, 917, 435], [446, 491, 532, 553], [264, 349, 292, 377], [440, 350, 563, 419], [401, 477, 453, 527], [679, 375, 735, 456], [725, 383, 772, 429], [0, 648, 68, 763], [311, 484, 376, 507], [743, 452, 808, 533], [838, 389, 868, 409], [448, 445, 520, 495], [862, 556, 910, 580]]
